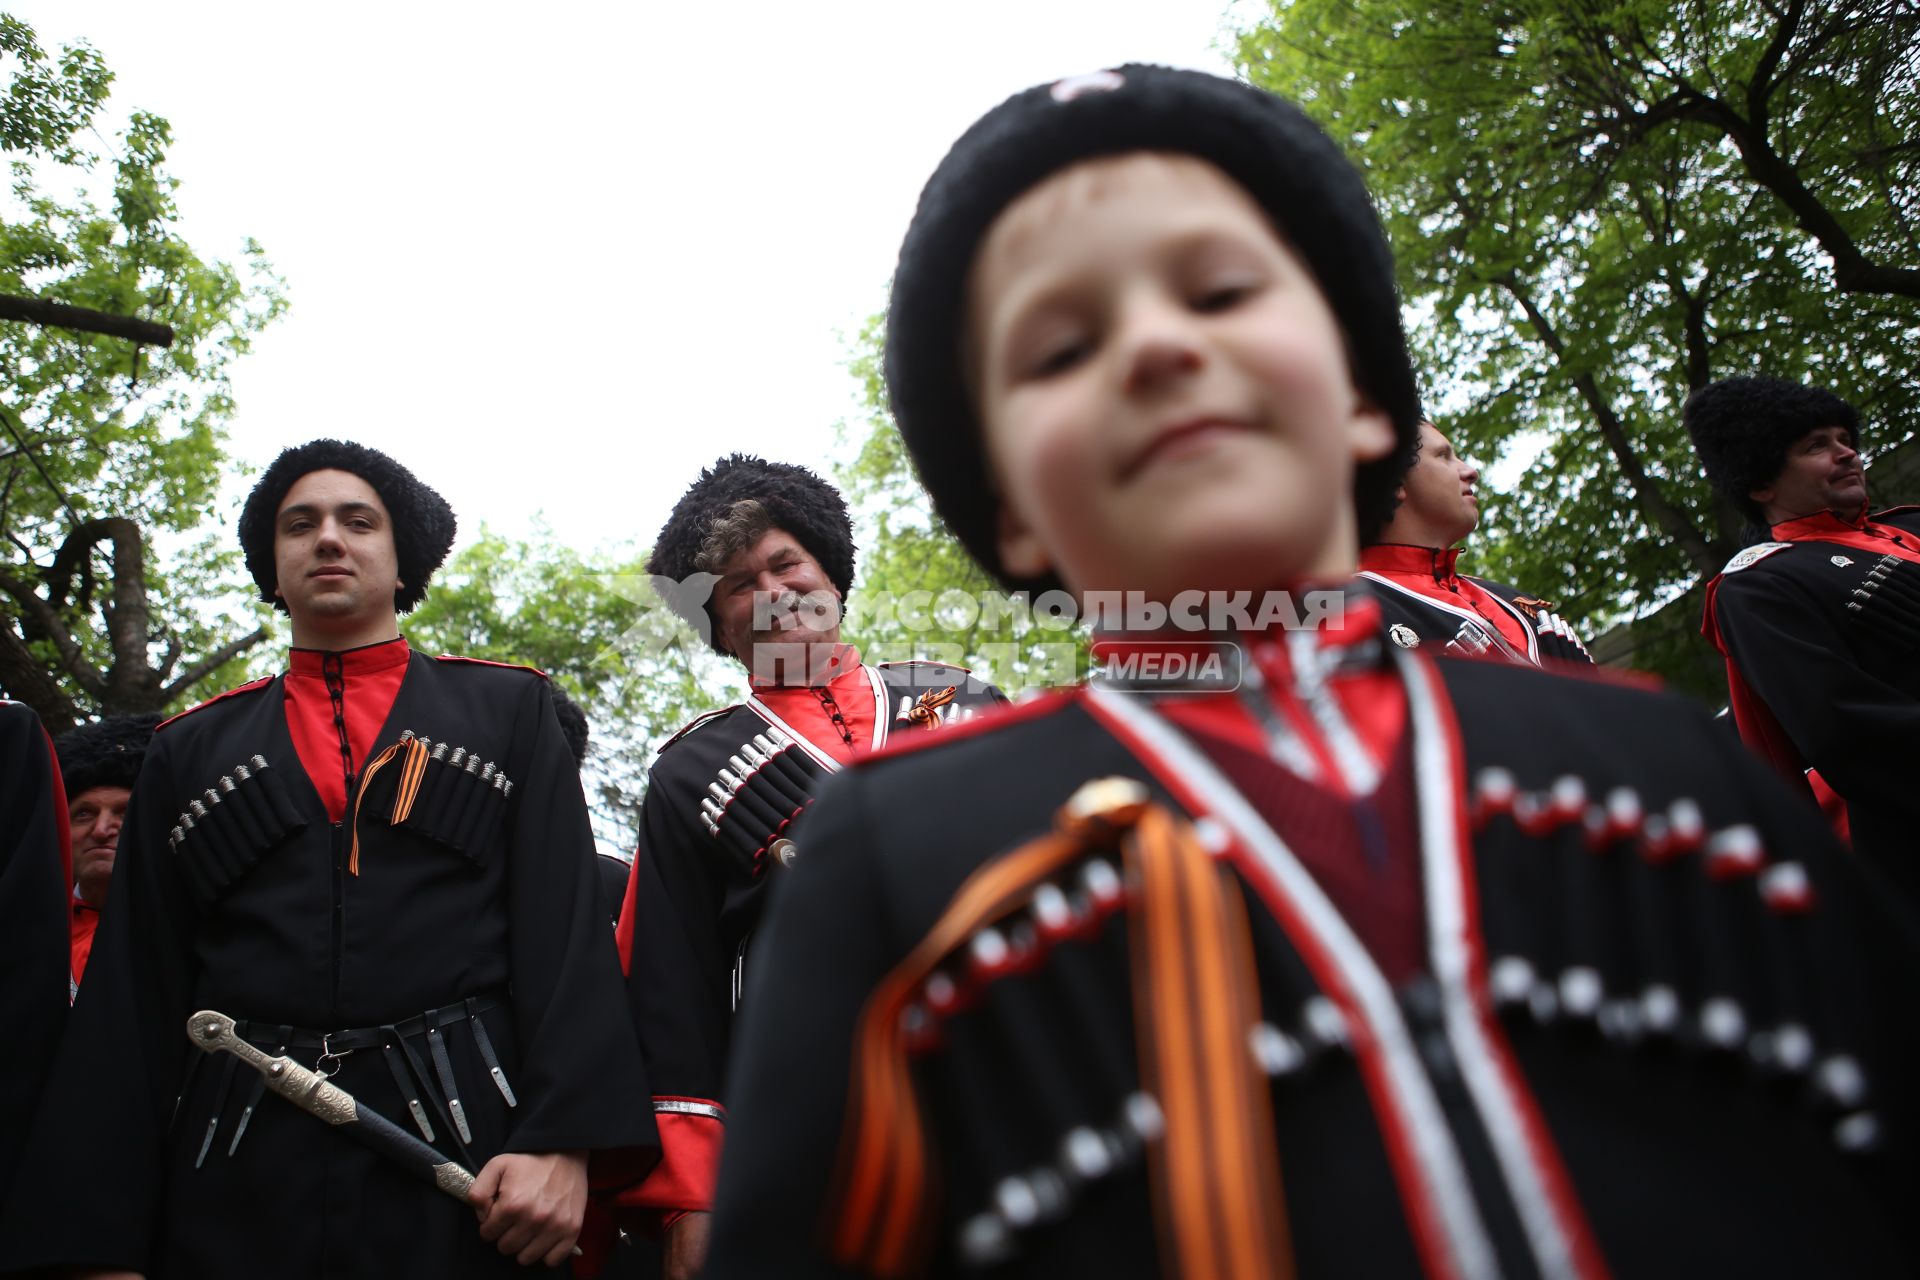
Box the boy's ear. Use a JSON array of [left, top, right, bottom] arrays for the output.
[[995, 501, 1052, 582], [1348, 399, 1397, 464], [1748, 482, 1776, 506]]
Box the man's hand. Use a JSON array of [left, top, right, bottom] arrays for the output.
[[662, 1210, 712, 1280], [469, 1149, 589, 1268]]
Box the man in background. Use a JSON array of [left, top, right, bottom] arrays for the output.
[[55, 713, 161, 992], [1359, 418, 1591, 664]]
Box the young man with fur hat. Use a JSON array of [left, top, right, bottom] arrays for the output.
[[1360, 419, 1591, 665], [0, 441, 656, 1279], [703, 67, 1918, 1278], [55, 712, 162, 993], [1689, 375, 1920, 911], [610, 454, 1005, 1277]]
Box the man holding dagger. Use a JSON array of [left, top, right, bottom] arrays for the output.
[[0, 441, 654, 1278]]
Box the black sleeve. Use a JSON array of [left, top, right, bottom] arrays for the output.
[[1713, 567, 1920, 820], [0, 704, 70, 1204], [1709, 709, 1920, 1229], [0, 728, 200, 1272], [498, 674, 657, 1163], [704, 771, 894, 1280], [617, 756, 734, 1211]]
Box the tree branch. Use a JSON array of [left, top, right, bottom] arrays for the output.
[[1496, 272, 1724, 575], [161, 625, 269, 702], [1595, 28, 1920, 298], [0, 291, 176, 347], [0, 563, 107, 699], [0, 610, 81, 732]]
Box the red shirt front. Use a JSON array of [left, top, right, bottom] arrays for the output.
[[70, 895, 98, 988], [748, 644, 878, 767], [1359, 543, 1533, 656], [284, 637, 411, 821]]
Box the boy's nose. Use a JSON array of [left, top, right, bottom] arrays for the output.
[[1122, 335, 1203, 395]]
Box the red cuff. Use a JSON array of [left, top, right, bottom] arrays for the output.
[[614, 1098, 726, 1219]]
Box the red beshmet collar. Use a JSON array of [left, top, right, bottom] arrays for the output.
[[1359, 543, 1462, 588], [289, 635, 411, 676], [1768, 509, 1920, 563], [746, 641, 861, 690]]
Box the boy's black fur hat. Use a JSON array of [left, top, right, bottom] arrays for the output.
[[56, 713, 162, 797], [885, 63, 1421, 594], [1684, 376, 1861, 528], [238, 439, 457, 614], [647, 454, 856, 655]]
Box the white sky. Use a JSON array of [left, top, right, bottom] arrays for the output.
[[15, 1, 1243, 558]]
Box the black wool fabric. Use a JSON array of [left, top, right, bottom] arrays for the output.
[[0, 702, 70, 1208], [54, 713, 162, 797]]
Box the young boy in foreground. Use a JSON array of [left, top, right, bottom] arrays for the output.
[[703, 66, 1917, 1278]]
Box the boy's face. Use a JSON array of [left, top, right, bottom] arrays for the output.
[[967, 152, 1394, 604]]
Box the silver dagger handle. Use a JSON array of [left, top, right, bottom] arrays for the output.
[[189, 1011, 357, 1125]]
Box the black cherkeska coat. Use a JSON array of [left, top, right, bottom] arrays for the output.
[[706, 638, 1919, 1279], [0, 700, 69, 1206], [616, 661, 1006, 1220], [0, 652, 656, 1279], [1704, 507, 1920, 912]]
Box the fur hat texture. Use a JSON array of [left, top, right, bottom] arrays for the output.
[[549, 685, 590, 768], [647, 454, 856, 654], [1684, 376, 1861, 528], [56, 713, 162, 797], [238, 439, 457, 614], [884, 63, 1421, 594]]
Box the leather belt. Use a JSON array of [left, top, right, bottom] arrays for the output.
[[231, 991, 503, 1055]]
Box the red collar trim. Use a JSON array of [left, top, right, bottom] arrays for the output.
[[1360, 543, 1461, 587], [1770, 509, 1870, 539], [1085, 590, 1386, 673], [1767, 509, 1920, 564], [747, 643, 862, 689], [288, 636, 410, 677]]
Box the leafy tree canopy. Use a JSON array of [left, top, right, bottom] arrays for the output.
[[403, 524, 733, 856], [1234, 0, 1920, 695], [0, 12, 286, 728]]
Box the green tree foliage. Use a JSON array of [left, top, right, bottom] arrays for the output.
[[1234, 0, 1920, 695], [0, 14, 286, 728], [402, 525, 731, 854], [835, 313, 1085, 697]]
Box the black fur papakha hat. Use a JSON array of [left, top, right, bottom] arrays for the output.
[[238, 439, 458, 614], [885, 64, 1421, 594], [550, 685, 590, 769], [1684, 376, 1861, 528], [647, 454, 857, 655], [56, 713, 162, 797]]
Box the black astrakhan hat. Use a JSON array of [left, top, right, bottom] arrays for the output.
[[55, 713, 162, 797], [885, 63, 1421, 594], [1683, 376, 1861, 526], [647, 454, 856, 654], [238, 439, 458, 614]]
